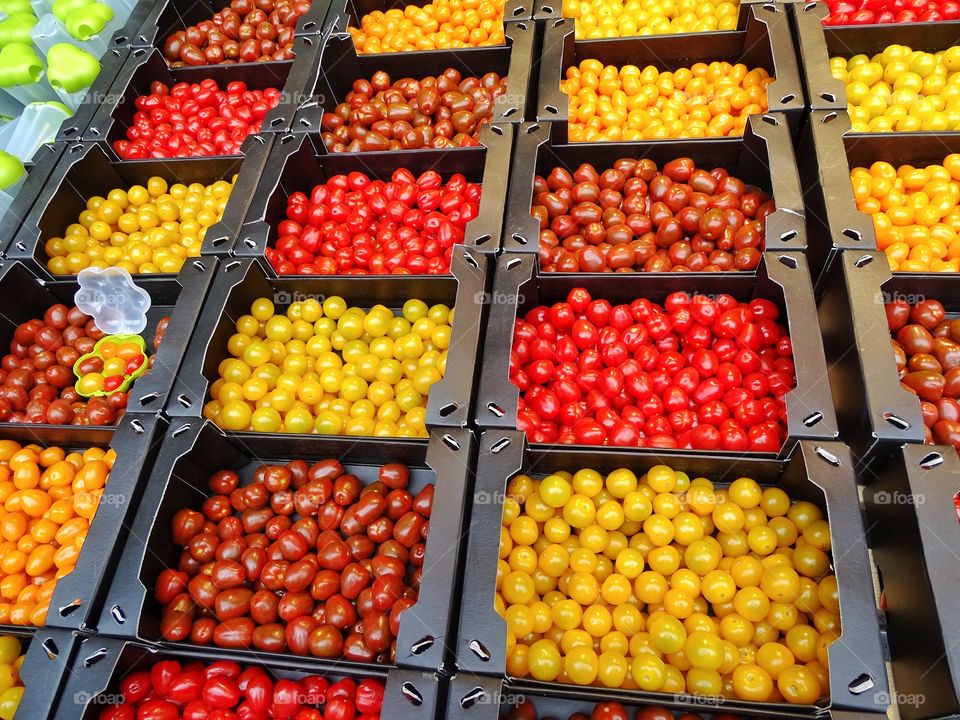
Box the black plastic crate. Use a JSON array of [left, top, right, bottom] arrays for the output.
[[791, 1, 960, 112], [797, 110, 878, 290], [474, 251, 838, 457], [0, 258, 217, 425], [95, 419, 475, 674], [227, 122, 512, 264], [167, 248, 489, 428], [0, 143, 66, 260], [81, 33, 323, 143], [284, 22, 536, 135], [817, 250, 960, 465], [35, 413, 167, 632], [502, 114, 806, 257], [446, 674, 887, 720], [454, 430, 888, 716], [861, 444, 960, 720], [6, 137, 274, 278], [125, 0, 332, 50], [535, 5, 804, 131], [53, 636, 442, 720], [1, 627, 79, 720], [800, 110, 960, 290]]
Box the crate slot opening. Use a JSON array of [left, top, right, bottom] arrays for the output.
[[58, 598, 82, 617], [779, 94, 797, 104], [138, 392, 160, 406], [83, 647, 108, 667], [131, 418, 145, 433], [815, 446, 841, 466], [459, 687, 487, 709], [442, 433, 462, 451], [505, 257, 523, 269], [762, 115, 779, 126], [487, 402, 506, 418], [410, 635, 435, 654], [802, 411, 824, 427], [502, 107, 519, 118], [41, 638, 60, 659], [512, 5, 525, 14], [821, 112, 839, 124], [846, 230, 864, 243], [777, 255, 798, 269], [225, 261, 243, 272], [438, 402, 460, 418], [882, 412, 910, 430], [511, 233, 529, 245], [468, 638, 491, 660], [176, 394, 194, 409], [848, 673, 875, 695], [819, 92, 838, 102], [110, 605, 127, 624], [172, 422, 193, 437], [780, 230, 798, 243], [919, 452, 945, 469], [543, 105, 559, 115], [400, 682, 424, 706], [490, 437, 511, 453]]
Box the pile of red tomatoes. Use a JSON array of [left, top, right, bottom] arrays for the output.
[[114, 80, 281, 160], [886, 297, 960, 447], [155, 459, 433, 662], [533, 158, 773, 273], [511, 288, 796, 451], [822, 0, 959, 24], [268, 169, 480, 275], [99, 659, 384, 720]]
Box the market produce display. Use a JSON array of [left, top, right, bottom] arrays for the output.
[[497, 464, 835, 702], [161, 0, 312, 66], [561, 0, 741, 37], [511, 289, 795, 450], [821, 0, 960, 24], [830, 44, 960, 132], [850, 156, 960, 271], [0, 440, 114, 626], [0, 305, 168, 425], [97, 660, 384, 719], [507, 700, 744, 720], [4, 0, 960, 712], [268, 169, 480, 275], [531, 157, 773, 272], [319, 69, 508, 152], [348, 0, 507, 52], [44, 175, 236, 275], [113, 80, 282, 159], [562, 60, 772, 141], [203, 296, 450, 436], [885, 297, 960, 448], [154, 459, 431, 662]]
